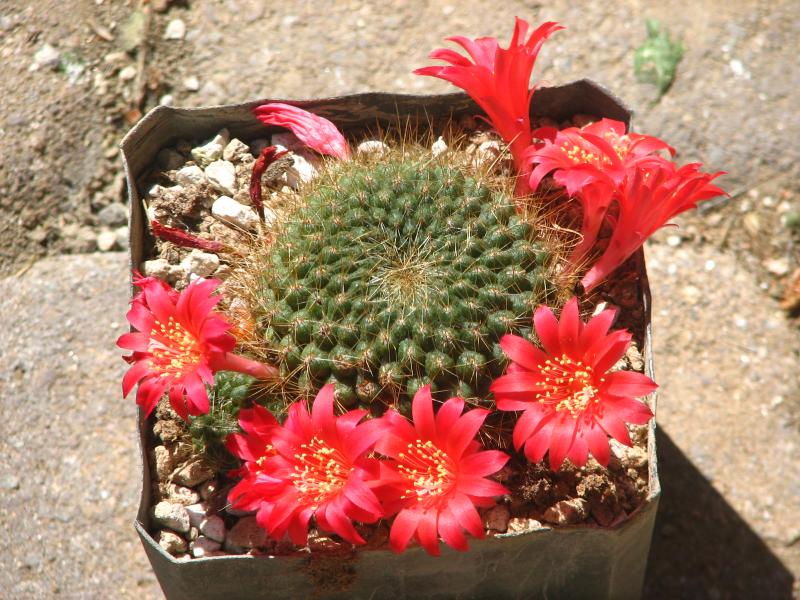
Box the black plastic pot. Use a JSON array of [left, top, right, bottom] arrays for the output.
[[121, 81, 659, 600]]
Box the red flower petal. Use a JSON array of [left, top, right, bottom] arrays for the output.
[[498, 334, 548, 371], [411, 385, 437, 442], [437, 508, 468, 552], [253, 103, 349, 159], [389, 508, 421, 554], [417, 510, 440, 556], [533, 305, 561, 355], [603, 370, 659, 398]]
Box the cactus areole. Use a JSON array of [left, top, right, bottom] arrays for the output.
[[254, 156, 556, 413]]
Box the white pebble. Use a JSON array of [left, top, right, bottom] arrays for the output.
[[212, 196, 259, 230], [356, 140, 389, 156], [666, 235, 682, 247], [96, 230, 117, 252], [191, 130, 229, 166], [183, 76, 200, 92], [199, 515, 226, 543], [180, 249, 220, 278], [205, 160, 237, 196], [164, 18, 186, 40], [284, 153, 317, 188], [431, 136, 448, 157], [174, 165, 206, 187], [142, 258, 169, 278], [190, 536, 222, 558], [152, 501, 190, 533], [31, 43, 60, 71], [119, 65, 137, 81], [186, 503, 208, 529]]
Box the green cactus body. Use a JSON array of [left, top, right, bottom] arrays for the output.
[[253, 156, 555, 412]]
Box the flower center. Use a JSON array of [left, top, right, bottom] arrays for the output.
[[535, 354, 604, 417], [562, 142, 611, 168], [149, 316, 203, 378], [396, 439, 455, 506], [290, 436, 352, 509]]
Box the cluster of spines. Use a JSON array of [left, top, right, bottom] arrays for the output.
[[254, 159, 554, 413]]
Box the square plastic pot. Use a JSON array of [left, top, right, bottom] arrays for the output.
[[121, 81, 659, 600]]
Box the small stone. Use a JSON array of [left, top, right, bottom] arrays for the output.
[[151, 0, 170, 12], [283, 153, 317, 188], [666, 234, 682, 247], [431, 136, 448, 157], [31, 43, 60, 71], [157, 148, 185, 170], [152, 501, 190, 533], [174, 553, 192, 562], [356, 140, 389, 156], [164, 18, 186, 40], [156, 530, 187, 555], [191, 130, 229, 166], [159, 94, 175, 107], [200, 515, 226, 543], [97, 202, 128, 227], [174, 165, 206, 187], [475, 140, 502, 168], [205, 160, 237, 196], [198, 479, 218, 501], [186, 503, 209, 528], [212, 196, 259, 230], [118, 65, 137, 82], [167, 263, 189, 286], [765, 257, 790, 276], [625, 343, 644, 372], [224, 516, 267, 553], [191, 536, 222, 558], [0, 474, 20, 490], [223, 138, 252, 163], [164, 483, 201, 506], [179, 249, 220, 278], [543, 498, 589, 525], [153, 445, 173, 479], [114, 226, 129, 248], [483, 505, 511, 532], [622, 446, 648, 469], [506, 517, 543, 534], [183, 76, 200, 92], [96, 230, 118, 252], [270, 132, 303, 151], [173, 461, 215, 487], [188, 527, 199, 541], [142, 258, 171, 280]]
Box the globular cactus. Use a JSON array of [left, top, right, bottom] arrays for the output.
[[252, 155, 556, 414]]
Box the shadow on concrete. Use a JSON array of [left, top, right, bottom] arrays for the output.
[[643, 429, 794, 599]]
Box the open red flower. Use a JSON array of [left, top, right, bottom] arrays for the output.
[[227, 385, 387, 546], [376, 386, 509, 556], [580, 161, 726, 292], [490, 298, 656, 470], [526, 118, 675, 195], [415, 18, 563, 192], [117, 276, 275, 419], [253, 103, 350, 159]]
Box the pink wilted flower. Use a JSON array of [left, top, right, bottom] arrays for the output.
[[117, 276, 276, 419], [253, 103, 350, 159], [490, 298, 656, 470], [227, 385, 387, 546], [415, 18, 563, 192], [580, 161, 726, 292], [376, 386, 509, 556], [525, 118, 675, 195]]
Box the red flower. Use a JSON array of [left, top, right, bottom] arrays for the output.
[[227, 385, 387, 546], [415, 18, 563, 192], [117, 276, 276, 419], [490, 298, 656, 470], [526, 118, 675, 194], [376, 386, 509, 556], [580, 161, 726, 292], [253, 103, 350, 159]]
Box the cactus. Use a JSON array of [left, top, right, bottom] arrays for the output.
[[188, 371, 256, 468], [250, 154, 557, 413]]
